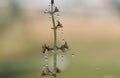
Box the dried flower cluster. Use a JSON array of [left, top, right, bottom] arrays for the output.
[[41, 67, 61, 77], [42, 41, 69, 54], [59, 42, 69, 52], [42, 44, 51, 53], [41, 0, 69, 78]]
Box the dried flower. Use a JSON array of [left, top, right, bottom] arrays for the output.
[[60, 42, 69, 52], [41, 71, 46, 76], [42, 44, 50, 53], [64, 42, 69, 49], [56, 67, 61, 73], [54, 7, 59, 13], [60, 45, 65, 52], [42, 0, 69, 77], [51, 21, 63, 29], [57, 21, 63, 28], [51, 0, 54, 5]]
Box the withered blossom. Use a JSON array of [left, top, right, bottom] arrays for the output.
[[41, 0, 69, 77], [60, 42, 69, 52], [56, 67, 61, 73], [41, 71, 46, 76], [42, 44, 50, 53], [51, 0, 54, 5], [60, 45, 65, 52], [57, 21, 63, 28], [64, 42, 69, 49], [51, 21, 63, 29], [54, 7, 59, 13]]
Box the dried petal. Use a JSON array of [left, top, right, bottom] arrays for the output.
[[60, 42, 69, 52], [42, 44, 51, 53], [60, 45, 65, 52], [51, 0, 54, 5], [64, 42, 69, 49], [56, 67, 61, 73], [41, 71, 46, 76], [54, 7, 59, 12], [42, 44, 46, 53], [57, 21, 63, 28]]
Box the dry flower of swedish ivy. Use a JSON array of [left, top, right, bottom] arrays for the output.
[[42, 44, 50, 53], [56, 67, 61, 73], [41, 0, 69, 78], [54, 7, 59, 13], [41, 71, 46, 76], [57, 21, 63, 28], [60, 42, 69, 52], [51, 0, 54, 5], [64, 42, 69, 49]]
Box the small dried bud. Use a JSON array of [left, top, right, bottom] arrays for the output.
[[42, 44, 50, 53], [51, 0, 54, 5], [57, 21, 63, 28], [64, 42, 69, 49], [42, 45, 46, 53], [54, 7, 59, 13], [60, 45, 65, 52], [60, 42, 69, 52], [41, 71, 46, 76], [56, 67, 61, 73]]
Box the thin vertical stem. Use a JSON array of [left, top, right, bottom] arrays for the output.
[[53, 53, 57, 78], [51, 4, 57, 78], [51, 5, 57, 46]]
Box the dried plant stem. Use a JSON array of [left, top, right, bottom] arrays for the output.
[[41, 1, 69, 77], [51, 4, 57, 78], [53, 54, 57, 78], [51, 6, 57, 46]]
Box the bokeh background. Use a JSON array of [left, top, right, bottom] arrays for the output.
[[0, 0, 120, 78]]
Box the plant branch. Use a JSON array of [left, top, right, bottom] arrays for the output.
[[41, 0, 69, 78], [51, 5, 57, 46], [51, 4, 57, 78]]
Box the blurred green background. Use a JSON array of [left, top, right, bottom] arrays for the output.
[[0, 0, 120, 78]]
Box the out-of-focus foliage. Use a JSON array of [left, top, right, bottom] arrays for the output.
[[0, 0, 25, 33]]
